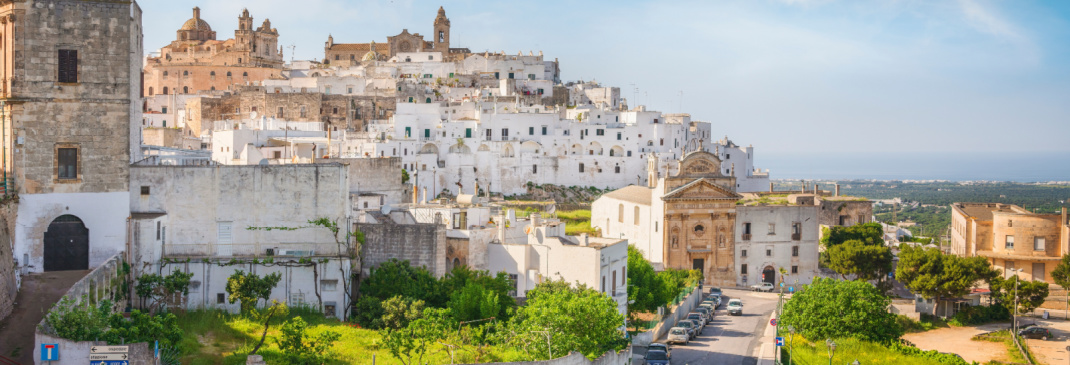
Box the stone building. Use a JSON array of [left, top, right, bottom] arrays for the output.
[[355, 210, 448, 278], [2, 0, 142, 274], [734, 195, 821, 289], [324, 7, 468, 66], [144, 7, 284, 96], [951, 203, 1070, 283]]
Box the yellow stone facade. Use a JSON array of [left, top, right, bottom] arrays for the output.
[[661, 151, 741, 286]]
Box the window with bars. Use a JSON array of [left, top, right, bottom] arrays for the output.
[[58, 50, 78, 83]]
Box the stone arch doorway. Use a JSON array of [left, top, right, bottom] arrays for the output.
[[44, 215, 90, 271], [762, 266, 776, 286]]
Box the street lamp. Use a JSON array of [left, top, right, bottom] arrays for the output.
[[786, 325, 795, 365], [825, 339, 836, 365], [1012, 268, 1023, 336]]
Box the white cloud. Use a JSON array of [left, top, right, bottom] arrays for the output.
[[956, 0, 1025, 42]]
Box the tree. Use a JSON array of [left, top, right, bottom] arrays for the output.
[[277, 316, 342, 364], [134, 270, 193, 312], [1050, 254, 1070, 319], [506, 279, 626, 360], [353, 296, 384, 329], [448, 282, 502, 323], [990, 275, 1050, 316], [226, 270, 282, 313], [225, 270, 286, 355], [401, 169, 410, 184], [821, 222, 884, 248], [896, 245, 997, 316], [779, 278, 903, 343], [379, 295, 426, 330], [361, 259, 443, 305], [826, 240, 894, 291], [440, 265, 516, 321], [627, 246, 667, 321], [381, 307, 453, 365]]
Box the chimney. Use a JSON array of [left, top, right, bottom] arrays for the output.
[[531, 213, 541, 227], [835, 184, 841, 197], [412, 185, 417, 205], [421, 187, 427, 204], [815, 184, 820, 196], [769, 182, 774, 193], [579, 233, 589, 246]]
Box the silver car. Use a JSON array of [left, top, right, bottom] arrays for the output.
[[667, 327, 690, 345]]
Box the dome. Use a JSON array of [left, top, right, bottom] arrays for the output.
[[361, 50, 379, 62], [180, 7, 212, 31], [180, 18, 212, 31]]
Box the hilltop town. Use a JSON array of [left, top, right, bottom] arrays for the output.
[[0, 3, 1068, 365]]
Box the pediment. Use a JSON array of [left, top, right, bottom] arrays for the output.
[[662, 178, 741, 201], [677, 151, 723, 178]]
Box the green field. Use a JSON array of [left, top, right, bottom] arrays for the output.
[[556, 210, 600, 236], [779, 336, 966, 365], [175, 308, 522, 365]]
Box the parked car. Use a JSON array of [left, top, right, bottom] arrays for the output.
[[689, 318, 704, 334], [648, 343, 671, 359], [695, 307, 713, 322], [676, 320, 697, 339], [687, 313, 706, 331], [1019, 327, 1053, 340], [751, 282, 775, 292], [643, 350, 670, 365], [709, 287, 722, 296], [667, 327, 690, 345], [727, 299, 744, 316]]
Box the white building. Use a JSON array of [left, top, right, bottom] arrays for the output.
[[735, 198, 821, 288]]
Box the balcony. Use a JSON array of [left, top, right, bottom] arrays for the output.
[[742, 234, 751, 241], [163, 242, 347, 258], [792, 233, 801, 241]]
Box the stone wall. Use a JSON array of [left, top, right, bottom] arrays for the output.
[[0, 200, 17, 322], [34, 333, 154, 365], [356, 218, 447, 277], [484, 348, 632, 365], [816, 199, 874, 227]]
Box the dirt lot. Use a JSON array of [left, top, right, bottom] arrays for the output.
[[0, 270, 87, 364], [1021, 317, 1070, 365], [902, 322, 1012, 364]]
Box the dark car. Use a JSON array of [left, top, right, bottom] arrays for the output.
[[687, 313, 706, 331], [648, 343, 671, 359], [695, 307, 713, 322], [1019, 327, 1053, 340], [643, 349, 670, 365]]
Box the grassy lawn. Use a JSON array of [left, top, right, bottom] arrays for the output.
[[175, 307, 523, 365], [780, 336, 968, 365], [897, 314, 950, 333], [556, 210, 599, 236]]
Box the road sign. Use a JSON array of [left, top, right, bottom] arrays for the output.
[[154, 340, 159, 359], [789, 286, 795, 293], [90, 361, 129, 365], [89, 353, 129, 361], [775, 337, 785, 346], [770, 318, 777, 326], [90, 346, 128, 354], [40, 343, 59, 361]]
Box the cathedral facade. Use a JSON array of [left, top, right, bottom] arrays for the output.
[[143, 7, 284, 96]]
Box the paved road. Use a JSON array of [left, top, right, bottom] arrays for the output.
[[659, 288, 781, 365]]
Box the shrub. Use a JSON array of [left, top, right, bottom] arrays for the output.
[[950, 305, 1009, 326]]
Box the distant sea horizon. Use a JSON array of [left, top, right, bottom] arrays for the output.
[[759, 151, 1070, 182]]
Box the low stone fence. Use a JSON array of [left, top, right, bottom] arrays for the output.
[[485, 348, 632, 365], [632, 286, 704, 346], [32, 253, 157, 365], [33, 333, 154, 365]]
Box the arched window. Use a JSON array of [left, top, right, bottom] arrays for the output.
[[618, 204, 624, 223], [147, 87, 153, 96], [183, 70, 188, 77], [671, 228, 680, 248], [426, 97, 432, 103], [634, 206, 640, 225], [182, 86, 188, 94], [210, 86, 216, 91], [226, 71, 232, 78], [694, 225, 705, 234], [162, 71, 168, 78], [615, 165, 621, 173], [242, 72, 248, 77], [162, 86, 168, 95]]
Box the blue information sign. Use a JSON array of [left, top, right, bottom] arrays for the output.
[[90, 361, 128, 365], [40, 343, 59, 361], [789, 286, 795, 293], [775, 337, 785, 346]]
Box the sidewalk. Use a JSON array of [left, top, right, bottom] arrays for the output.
[[756, 311, 779, 365]]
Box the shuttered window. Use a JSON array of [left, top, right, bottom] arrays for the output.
[[217, 222, 233, 244], [57, 148, 78, 179], [58, 50, 78, 83]]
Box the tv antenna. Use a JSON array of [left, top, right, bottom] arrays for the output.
[[287, 43, 297, 64]]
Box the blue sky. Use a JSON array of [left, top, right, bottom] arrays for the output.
[[141, 0, 1070, 156]]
